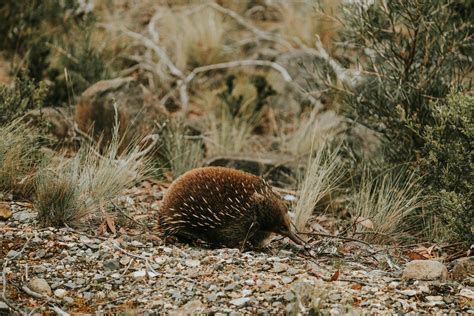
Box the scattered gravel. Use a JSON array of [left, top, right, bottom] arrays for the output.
[[0, 203, 472, 314]]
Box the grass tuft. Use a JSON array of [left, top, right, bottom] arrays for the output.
[[157, 119, 204, 178], [35, 121, 152, 227], [293, 142, 345, 232], [0, 120, 41, 198], [350, 168, 426, 244]]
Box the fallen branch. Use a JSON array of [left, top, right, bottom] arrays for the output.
[[297, 232, 374, 248]]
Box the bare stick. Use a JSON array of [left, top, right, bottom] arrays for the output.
[[297, 232, 373, 248], [118, 27, 183, 78]]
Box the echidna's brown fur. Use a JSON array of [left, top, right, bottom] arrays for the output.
[[159, 166, 302, 248]]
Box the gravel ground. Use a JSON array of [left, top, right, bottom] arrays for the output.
[[1, 202, 473, 315]]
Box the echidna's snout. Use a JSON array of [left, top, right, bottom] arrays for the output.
[[279, 227, 304, 245]]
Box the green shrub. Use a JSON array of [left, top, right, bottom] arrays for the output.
[[0, 1, 111, 105], [0, 71, 48, 125], [414, 92, 473, 242], [336, 0, 472, 242], [340, 0, 471, 163]]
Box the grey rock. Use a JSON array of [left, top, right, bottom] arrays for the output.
[[273, 262, 288, 273], [54, 289, 67, 299], [185, 259, 200, 268], [282, 276, 294, 284], [64, 296, 74, 304], [0, 301, 9, 313], [207, 293, 218, 302], [94, 274, 106, 282], [27, 277, 52, 296], [76, 278, 86, 285], [6, 250, 18, 258], [133, 270, 147, 280], [12, 210, 35, 222], [64, 281, 77, 289], [402, 260, 448, 281], [31, 237, 43, 244], [287, 267, 299, 275], [230, 297, 251, 307], [35, 249, 46, 259], [86, 243, 99, 250], [284, 291, 295, 301], [225, 283, 237, 291], [104, 259, 121, 271]]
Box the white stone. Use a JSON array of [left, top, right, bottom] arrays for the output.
[[185, 259, 201, 268], [230, 297, 251, 307], [132, 270, 147, 280], [54, 289, 67, 299]]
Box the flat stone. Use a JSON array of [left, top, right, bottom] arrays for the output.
[[132, 270, 147, 281], [207, 293, 218, 302], [104, 259, 121, 271], [397, 289, 419, 297], [7, 250, 18, 258], [402, 260, 448, 281], [54, 289, 67, 299], [185, 259, 200, 268], [230, 297, 251, 307], [273, 262, 288, 273], [27, 278, 52, 296]]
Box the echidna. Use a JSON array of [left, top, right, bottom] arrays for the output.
[[159, 166, 302, 248]]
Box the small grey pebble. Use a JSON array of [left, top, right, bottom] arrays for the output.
[[7, 250, 19, 258], [64, 296, 74, 304], [104, 259, 121, 271]]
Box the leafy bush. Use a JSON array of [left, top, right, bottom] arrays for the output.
[[0, 1, 111, 105], [338, 0, 472, 242], [340, 0, 471, 161], [414, 92, 473, 242], [0, 71, 48, 125]]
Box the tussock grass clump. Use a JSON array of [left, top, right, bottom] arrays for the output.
[[35, 127, 152, 227], [157, 119, 204, 178], [350, 169, 426, 244], [0, 120, 41, 197], [280, 110, 342, 157], [293, 143, 345, 232]]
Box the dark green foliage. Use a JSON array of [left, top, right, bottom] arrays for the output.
[[339, 0, 473, 241], [0, 71, 48, 125], [340, 0, 472, 162], [414, 92, 473, 242], [47, 29, 111, 104], [0, 1, 111, 106]]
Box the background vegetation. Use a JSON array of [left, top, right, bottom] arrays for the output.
[[0, 0, 471, 245]]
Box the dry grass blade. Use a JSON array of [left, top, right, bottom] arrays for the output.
[[293, 142, 345, 232], [35, 120, 152, 227], [157, 120, 204, 178], [350, 169, 426, 244], [0, 120, 41, 197]]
